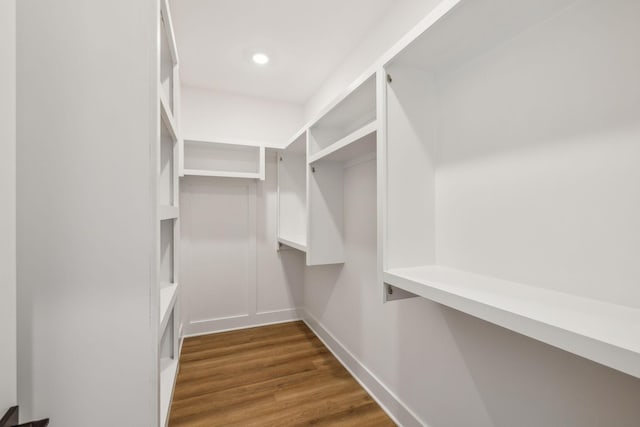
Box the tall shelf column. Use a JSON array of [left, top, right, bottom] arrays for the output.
[[158, 0, 181, 425]]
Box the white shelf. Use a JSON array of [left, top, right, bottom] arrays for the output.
[[160, 0, 179, 66], [159, 205, 179, 221], [182, 169, 263, 180], [159, 283, 178, 335], [182, 140, 265, 180], [308, 73, 376, 157], [308, 121, 376, 164], [278, 235, 307, 253], [160, 357, 179, 427], [160, 92, 178, 142], [384, 265, 640, 378]]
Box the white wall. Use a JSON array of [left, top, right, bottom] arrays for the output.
[[301, 2, 640, 426], [303, 0, 443, 121], [17, 1, 157, 425], [179, 87, 305, 336], [181, 86, 304, 146], [304, 159, 640, 427], [0, 0, 17, 416], [304, 159, 493, 427], [180, 156, 304, 335]]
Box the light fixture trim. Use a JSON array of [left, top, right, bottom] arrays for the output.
[[252, 52, 270, 65]]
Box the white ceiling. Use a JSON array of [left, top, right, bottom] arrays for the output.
[[169, 0, 396, 104]]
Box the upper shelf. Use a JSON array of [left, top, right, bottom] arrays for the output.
[[308, 74, 376, 157], [159, 282, 178, 336], [182, 139, 266, 180], [278, 235, 307, 253], [160, 92, 178, 142], [159, 205, 179, 221], [308, 121, 376, 164], [384, 265, 640, 378], [160, 0, 179, 66]]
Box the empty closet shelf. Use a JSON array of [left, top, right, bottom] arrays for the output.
[[384, 265, 640, 378]]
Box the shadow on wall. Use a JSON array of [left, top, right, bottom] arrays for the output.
[[305, 264, 343, 321], [278, 248, 305, 307], [442, 308, 640, 427]]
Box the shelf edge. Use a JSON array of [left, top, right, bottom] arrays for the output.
[[309, 120, 377, 164], [383, 269, 640, 378]]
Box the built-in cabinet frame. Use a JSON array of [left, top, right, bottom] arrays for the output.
[[158, 0, 181, 425], [276, 0, 640, 379]]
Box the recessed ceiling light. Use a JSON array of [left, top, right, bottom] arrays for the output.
[[252, 52, 270, 65]]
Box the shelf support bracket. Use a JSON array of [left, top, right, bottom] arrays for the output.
[[384, 283, 418, 302]]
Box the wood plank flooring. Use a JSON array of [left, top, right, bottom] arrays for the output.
[[169, 321, 396, 426]]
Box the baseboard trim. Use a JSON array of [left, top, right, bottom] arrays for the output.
[[302, 309, 425, 427], [183, 308, 301, 337]]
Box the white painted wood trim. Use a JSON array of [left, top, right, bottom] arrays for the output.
[[308, 120, 377, 164], [247, 182, 258, 317], [277, 236, 307, 253], [160, 91, 178, 142], [182, 169, 263, 179], [160, 0, 179, 66], [159, 283, 178, 336], [377, 68, 388, 304], [159, 205, 179, 221], [183, 135, 277, 149], [159, 357, 179, 427], [302, 309, 426, 427], [258, 146, 266, 181], [384, 267, 640, 378], [184, 309, 302, 336], [282, 0, 463, 150]]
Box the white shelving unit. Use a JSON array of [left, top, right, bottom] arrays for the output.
[[308, 120, 376, 165], [277, 131, 307, 252], [158, 0, 181, 425], [380, 0, 640, 378], [384, 266, 640, 378], [308, 74, 376, 158], [305, 73, 377, 265], [182, 139, 266, 180]]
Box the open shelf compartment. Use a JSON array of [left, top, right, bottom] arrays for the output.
[[308, 120, 376, 165], [381, 0, 640, 378], [277, 131, 307, 253], [159, 307, 179, 427], [308, 74, 376, 158], [306, 73, 378, 265], [384, 266, 640, 378], [159, 282, 178, 335], [183, 139, 265, 180]]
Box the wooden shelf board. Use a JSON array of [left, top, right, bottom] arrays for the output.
[[160, 91, 178, 142], [159, 205, 179, 221], [278, 235, 307, 253], [160, 357, 179, 427], [309, 121, 376, 164], [384, 265, 640, 378], [159, 283, 178, 335], [182, 169, 262, 180]]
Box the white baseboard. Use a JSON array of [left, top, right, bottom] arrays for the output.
[[183, 308, 301, 337], [302, 309, 425, 427]]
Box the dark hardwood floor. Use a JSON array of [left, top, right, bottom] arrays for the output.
[[169, 321, 396, 426]]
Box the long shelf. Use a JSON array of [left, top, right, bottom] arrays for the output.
[[183, 169, 263, 180], [160, 357, 179, 427], [159, 205, 179, 221], [159, 283, 178, 335], [278, 235, 307, 253], [308, 121, 377, 164], [384, 265, 640, 378], [160, 91, 178, 142]]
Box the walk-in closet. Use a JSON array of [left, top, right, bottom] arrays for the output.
[[3, 0, 640, 426]]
